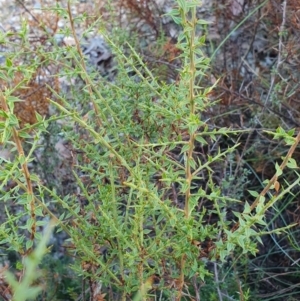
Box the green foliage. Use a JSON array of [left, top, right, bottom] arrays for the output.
[[0, 0, 300, 300], [5, 221, 55, 301]]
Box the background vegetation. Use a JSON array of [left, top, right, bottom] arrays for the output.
[[1, 0, 300, 300]]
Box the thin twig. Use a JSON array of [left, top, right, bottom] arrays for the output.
[[66, 1, 103, 128], [0, 92, 36, 251], [250, 128, 300, 212], [214, 262, 223, 301], [15, 0, 40, 24]]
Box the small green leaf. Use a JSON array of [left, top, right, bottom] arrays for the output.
[[243, 201, 251, 214], [26, 240, 33, 250], [237, 235, 245, 249], [287, 157, 298, 169], [8, 113, 19, 127], [248, 190, 259, 197], [0, 73, 8, 81], [180, 144, 190, 154], [195, 135, 207, 145], [188, 157, 196, 170], [197, 19, 213, 25], [256, 236, 263, 244], [219, 249, 227, 262], [275, 162, 282, 176], [6, 58, 12, 67], [287, 128, 295, 136], [177, 0, 187, 11], [169, 15, 182, 25]]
